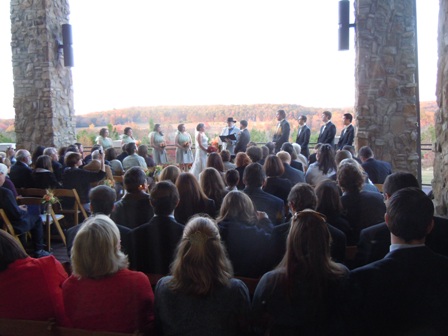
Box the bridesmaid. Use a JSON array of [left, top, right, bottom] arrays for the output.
[[149, 124, 168, 165], [174, 124, 193, 171], [121, 127, 137, 145], [96, 128, 113, 150]]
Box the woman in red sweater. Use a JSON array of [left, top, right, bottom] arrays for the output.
[[63, 214, 154, 334], [0, 230, 68, 325]]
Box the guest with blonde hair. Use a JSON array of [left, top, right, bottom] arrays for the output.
[[159, 165, 181, 184], [63, 215, 154, 334], [155, 216, 250, 335]]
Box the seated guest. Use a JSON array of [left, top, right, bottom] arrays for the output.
[[243, 163, 285, 225], [271, 183, 347, 267], [315, 179, 351, 238], [308, 143, 321, 165], [83, 149, 114, 185], [138, 145, 155, 169], [0, 230, 68, 325], [246, 146, 263, 165], [206, 152, 225, 180], [31, 155, 60, 189], [358, 146, 392, 184], [129, 181, 184, 274], [355, 172, 448, 266], [276, 150, 305, 186], [349, 188, 448, 335], [111, 167, 153, 229], [62, 152, 106, 210], [225, 169, 239, 191], [292, 143, 308, 170], [105, 147, 124, 176], [280, 142, 303, 171], [174, 173, 216, 224], [200, 167, 228, 212], [262, 154, 292, 205], [63, 215, 154, 334], [259, 145, 269, 166], [217, 191, 273, 278], [220, 149, 236, 171], [339, 158, 379, 193], [338, 161, 386, 244], [155, 216, 250, 335], [66, 185, 131, 257], [305, 144, 337, 186], [122, 142, 147, 171], [116, 144, 128, 162], [0, 163, 49, 258], [253, 210, 349, 335], [30, 145, 45, 169], [9, 149, 33, 189], [234, 152, 252, 190], [43, 147, 64, 182], [158, 165, 181, 184]]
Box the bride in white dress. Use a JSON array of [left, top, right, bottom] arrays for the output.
[[190, 123, 209, 180]]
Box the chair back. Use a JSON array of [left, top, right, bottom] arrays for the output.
[[0, 209, 25, 251], [52, 189, 88, 226]]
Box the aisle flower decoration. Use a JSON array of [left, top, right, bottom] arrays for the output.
[[101, 179, 115, 189], [41, 189, 61, 214], [146, 165, 163, 179]]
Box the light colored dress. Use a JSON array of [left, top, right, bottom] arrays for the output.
[[121, 134, 136, 145], [175, 132, 194, 164], [150, 132, 168, 165], [190, 131, 208, 180], [96, 136, 113, 150]]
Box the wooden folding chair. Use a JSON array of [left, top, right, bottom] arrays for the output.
[[52, 189, 88, 226], [235, 276, 261, 297], [0, 209, 26, 251], [17, 188, 47, 197], [17, 197, 66, 251]]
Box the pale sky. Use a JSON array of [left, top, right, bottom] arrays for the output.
[[0, 0, 439, 119]]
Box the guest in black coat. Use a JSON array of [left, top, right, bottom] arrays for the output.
[[277, 151, 305, 186], [110, 167, 153, 229], [235, 152, 251, 190], [349, 188, 448, 335], [262, 155, 292, 206], [358, 146, 392, 184], [270, 183, 347, 269], [66, 185, 131, 257], [43, 147, 64, 182], [280, 142, 303, 172], [129, 181, 184, 275], [217, 191, 273, 278], [31, 155, 60, 190], [9, 149, 33, 189]]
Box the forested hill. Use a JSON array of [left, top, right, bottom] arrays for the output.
[[75, 104, 353, 128]]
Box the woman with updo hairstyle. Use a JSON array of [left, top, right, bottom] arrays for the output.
[[252, 210, 349, 335], [305, 143, 337, 186], [62, 215, 154, 334], [174, 123, 194, 171], [96, 128, 113, 150], [155, 216, 250, 335], [199, 167, 228, 212], [32, 154, 60, 189], [111, 166, 153, 229], [174, 172, 216, 224], [0, 230, 68, 325], [262, 154, 292, 205], [149, 124, 168, 165], [159, 165, 181, 184], [217, 191, 273, 278], [121, 127, 136, 145]]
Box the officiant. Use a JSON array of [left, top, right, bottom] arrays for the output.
[[219, 117, 240, 155]]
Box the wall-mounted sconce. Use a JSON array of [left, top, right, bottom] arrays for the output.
[[338, 0, 355, 51], [58, 24, 74, 67]]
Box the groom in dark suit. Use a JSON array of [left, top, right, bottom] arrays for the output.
[[295, 115, 310, 158], [317, 111, 336, 146], [272, 109, 290, 153], [234, 119, 250, 154], [349, 188, 448, 335], [337, 113, 355, 150]]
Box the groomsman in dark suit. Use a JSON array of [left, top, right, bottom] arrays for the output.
[[349, 187, 448, 335], [295, 115, 310, 158], [337, 113, 355, 150], [272, 110, 290, 153], [234, 120, 250, 154], [317, 111, 336, 146]]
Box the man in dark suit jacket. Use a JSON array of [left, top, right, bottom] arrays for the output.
[[355, 172, 448, 267], [270, 183, 346, 269], [337, 113, 355, 150], [242, 163, 285, 225], [277, 151, 305, 186], [43, 147, 64, 182], [272, 109, 290, 153], [9, 149, 33, 189], [234, 120, 250, 154], [349, 188, 448, 335], [280, 142, 303, 171], [317, 111, 336, 146], [0, 163, 48, 258], [66, 185, 131, 257], [129, 181, 184, 275], [295, 115, 311, 158], [359, 146, 392, 184]]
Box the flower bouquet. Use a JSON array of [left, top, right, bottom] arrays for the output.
[[183, 141, 190, 154], [159, 142, 167, 149], [42, 189, 60, 214], [101, 179, 115, 189], [146, 165, 163, 179]]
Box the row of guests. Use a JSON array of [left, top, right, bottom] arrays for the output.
[[2, 184, 447, 335]]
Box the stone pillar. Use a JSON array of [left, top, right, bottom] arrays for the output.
[[10, 0, 76, 150], [434, 0, 448, 216], [355, 0, 420, 177]]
